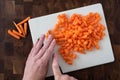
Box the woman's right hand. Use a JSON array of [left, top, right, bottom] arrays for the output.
[[52, 54, 77, 80]]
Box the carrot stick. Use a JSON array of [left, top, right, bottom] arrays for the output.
[[13, 21, 22, 34], [19, 24, 25, 36], [12, 30, 25, 38], [8, 29, 20, 39], [17, 16, 30, 25], [24, 23, 27, 36]]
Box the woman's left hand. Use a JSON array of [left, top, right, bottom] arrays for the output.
[[22, 34, 56, 80]]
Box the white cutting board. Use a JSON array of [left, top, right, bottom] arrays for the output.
[[28, 3, 114, 77]]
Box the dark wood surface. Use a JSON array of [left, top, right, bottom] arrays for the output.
[[0, 0, 120, 80]]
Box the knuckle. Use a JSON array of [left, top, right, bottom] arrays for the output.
[[39, 58, 48, 66], [41, 46, 47, 53], [34, 46, 38, 51], [52, 64, 58, 70], [43, 44, 47, 49], [39, 58, 44, 64], [33, 61, 40, 68], [35, 60, 44, 68], [40, 45, 45, 50], [34, 56, 38, 61], [52, 62, 58, 68], [34, 62, 39, 68], [31, 58, 36, 63], [47, 48, 52, 53]]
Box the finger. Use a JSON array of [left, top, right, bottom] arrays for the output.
[[28, 39, 39, 58], [52, 53, 62, 79], [41, 39, 56, 62], [35, 35, 53, 59], [61, 75, 70, 80], [69, 76, 77, 80], [32, 34, 45, 56]]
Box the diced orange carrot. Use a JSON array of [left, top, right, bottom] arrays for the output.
[[19, 24, 25, 36], [45, 12, 105, 65], [63, 56, 72, 61], [67, 60, 73, 65], [72, 54, 77, 59]]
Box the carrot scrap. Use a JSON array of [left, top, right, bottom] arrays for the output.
[[19, 24, 25, 36], [24, 23, 27, 36], [8, 29, 20, 39], [46, 12, 105, 65], [13, 21, 22, 34], [12, 30, 25, 38], [8, 16, 30, 39], [17, 16, 30, 25]]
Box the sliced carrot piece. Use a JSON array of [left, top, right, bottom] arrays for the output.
[[17, 16, 30, 25], [24, 23, 27, 36], [63, 56, 72, 61], [19, 24, 25, 36], [72, 54, 77, 59], [12, 30, 25, 38], [13, 21, 22, 34], [8, 29, 20, 39], [67, 60, 73, 65]]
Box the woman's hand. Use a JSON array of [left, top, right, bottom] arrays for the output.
[[52, 54, 77, 80], [23, 35, 56, 80]]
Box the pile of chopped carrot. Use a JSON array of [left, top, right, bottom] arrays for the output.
[[8, 16, 30, 39], [46, 12, 105, 65]]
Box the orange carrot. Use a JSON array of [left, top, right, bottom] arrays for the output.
[[46, 12, 105, 65], [67, 60, 73, 65], [63, 56, 72, 62], [24, 23, 27, 36], [8, 17, 30, 40], [17, 16, 30, 25], [72, 54, 77, 59], [13, 21, 22, 34], [46, 30, 52, 38], [19, 24, 25, 36], [12, 30, 25, 38], [8, 29, 20, 39]]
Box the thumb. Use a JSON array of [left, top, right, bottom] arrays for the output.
[[52, 53, 62, 80]]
